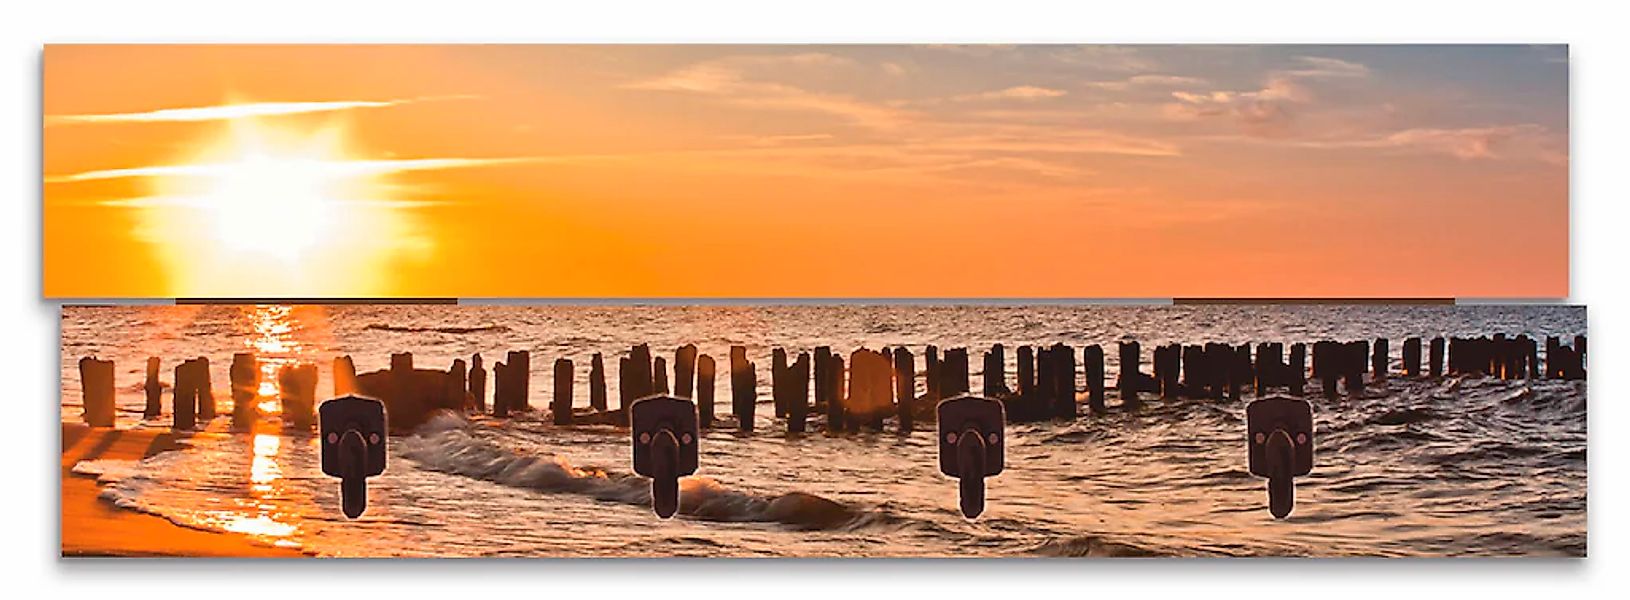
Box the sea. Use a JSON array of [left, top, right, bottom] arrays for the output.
[[60, 303, 1587, 557]]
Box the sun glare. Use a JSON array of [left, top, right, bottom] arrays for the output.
[[133, 117, 429, 297]]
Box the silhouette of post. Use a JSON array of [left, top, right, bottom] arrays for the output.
[[1429, 337, 1445, 378], [173, 360, 196, 430], [448, 359, 468, 412], [786, 352, 810, 432], [192, 357, 216, 420], [552, 358, 573, 425], [589, 353, 607, 412], [144, 357, 163, 419], [469, 353, 487, 413], [233, 353, 261, 428], [493, 361, 510, 418], [629, 344, 653, 400], [730, 346, 755, 432], [1033, 346, 1055, 422], [279, 363, 317, 430], [675, 344, 698, 400], [894, 347, 914, 432], [925, 345, 941, 406], [653, 356, 670, 395], [1344, 341, 1367, 395], [79, 357, 115, 428], [697, 354, 716, 428], [941, 348, 970, 397], [982, 344, 1006, 397], [1017, 345, 1035, 400], [772, 348, 789, 418], [507, 350, 532, 411], [1117, 341, 1141, 406], [849, 348, 889, 431], [1083, 344, 1105, 414], [1289, 343, 1307, 394], [1372, 338, 1389, 380], [1402, 338, 1422, 378]]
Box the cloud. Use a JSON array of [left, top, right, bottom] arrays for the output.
[[43, 155, 609, 184], [948, 86, 1067, 103], [624, 53, 910, 129], [1162, 56, 1370, 137], [1084, 74, 1208, 92], [1303, 124, 1565, 163], [45, 96, 474, 126]]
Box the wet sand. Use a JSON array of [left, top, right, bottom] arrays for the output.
[[60, 423, 307, 557]]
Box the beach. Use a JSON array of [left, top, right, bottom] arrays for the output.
[[61, 423, 306, 557]]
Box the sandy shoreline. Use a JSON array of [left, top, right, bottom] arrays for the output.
[[60, 423, 309, 558]]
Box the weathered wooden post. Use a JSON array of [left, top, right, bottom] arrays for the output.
[[469, 353, 487, 413], [1117, 341, 1141, 406], [1344, 341, 1367, 395], [1156, 343, 1181, 399], [195, 357, 216, 420], [1402, 338, 1422, 377], [730, 346, 755, 432], [233, 353, 260, 428], [507, 350, 532, 411], [1228, 344, 1251, 402], [172, 360, 197, 430], [785, 352, 809, 432], [1052, 343, 1076, 418], [772, 348, 789, 418], [893, 347, 914, 432], [675, 344, 698, 399], [1017, 345, 1035, 400], [1372, 338, 1389, 380], [1429, 337, 1445, 378], [590, 353, 607, 412], [849, 349, 889, 431], [79, 357, 115, 427], [1312, 341, 1337, 399], [553, 358, 574, 425], [697, 354, 716, 428], [925, 345, 942, 406], [653, 356, 670, 395], [493, 361, 510, 418], [1525, 336, 1541, 379], [144, 357, 163, 419], [1083, 344, 1105, 414], [629, 344, 653, 400], [448, 359, 468, 412], [982, 344, 1006, 397]]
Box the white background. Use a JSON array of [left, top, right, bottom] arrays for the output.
[[3, 0, 1622, 596]]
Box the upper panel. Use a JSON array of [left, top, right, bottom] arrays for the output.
[[43, 44, 1569, 299]]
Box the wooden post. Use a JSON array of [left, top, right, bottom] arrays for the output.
[[787, 352, 810, 433], [893, 347, 914, 433], [1372, 338, 1389, 380], [280, 363, 317, 430], [448, 359, 468, 412], [653, 356, 670, 395], [507, 350, 531, 411], [195, 357, 216, 420], [730, 346, 755, 432], [469, 353, 487, 413], [493, 361, 510, 418], [675, 344, 698, 399], [697, 354, 716, 428], [1052, 343, 1076, 418], [172, 360, 196, 430], [1083, 344, 1105, 414], [589, 353, 607, 412], [1117, 341, 1140, 406], [553, 358, 574, 425], [982, 344, 1006, 397], [1034, 346, 1055, 421], [144, 357, 163, 419], [1288, 343, 1306, 394], [79, 357, 115, 428], [1429, 337, 1445, 378], [1402, 338, 1422, 377], [772, 348, 789, 418], [925, 345, 941, 406], [233, 353, 260, 428], [1017, 345, 1035, 399], [941, 348, 970, 397], [629, 344, 653, 399]]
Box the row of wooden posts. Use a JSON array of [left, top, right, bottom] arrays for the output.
[[76, 334, 1586, 431]]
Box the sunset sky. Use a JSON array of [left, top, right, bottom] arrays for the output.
[[43, 45, 1569, 298]]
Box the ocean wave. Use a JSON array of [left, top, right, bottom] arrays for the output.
[[363, 324, 510, 334], [401, 412, 902, 532]]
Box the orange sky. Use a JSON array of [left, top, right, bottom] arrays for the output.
[[43, 45, 1569, 298]]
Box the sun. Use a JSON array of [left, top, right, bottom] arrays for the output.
[[133, 117, 429, 297]]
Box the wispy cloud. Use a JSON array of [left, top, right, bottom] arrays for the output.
[[43, 155, 605, 184], [45, 96, 474, 126], [624, 53, 911, 129], [948, 86, 1067, 103], [1163, 56, 1372, 137]]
